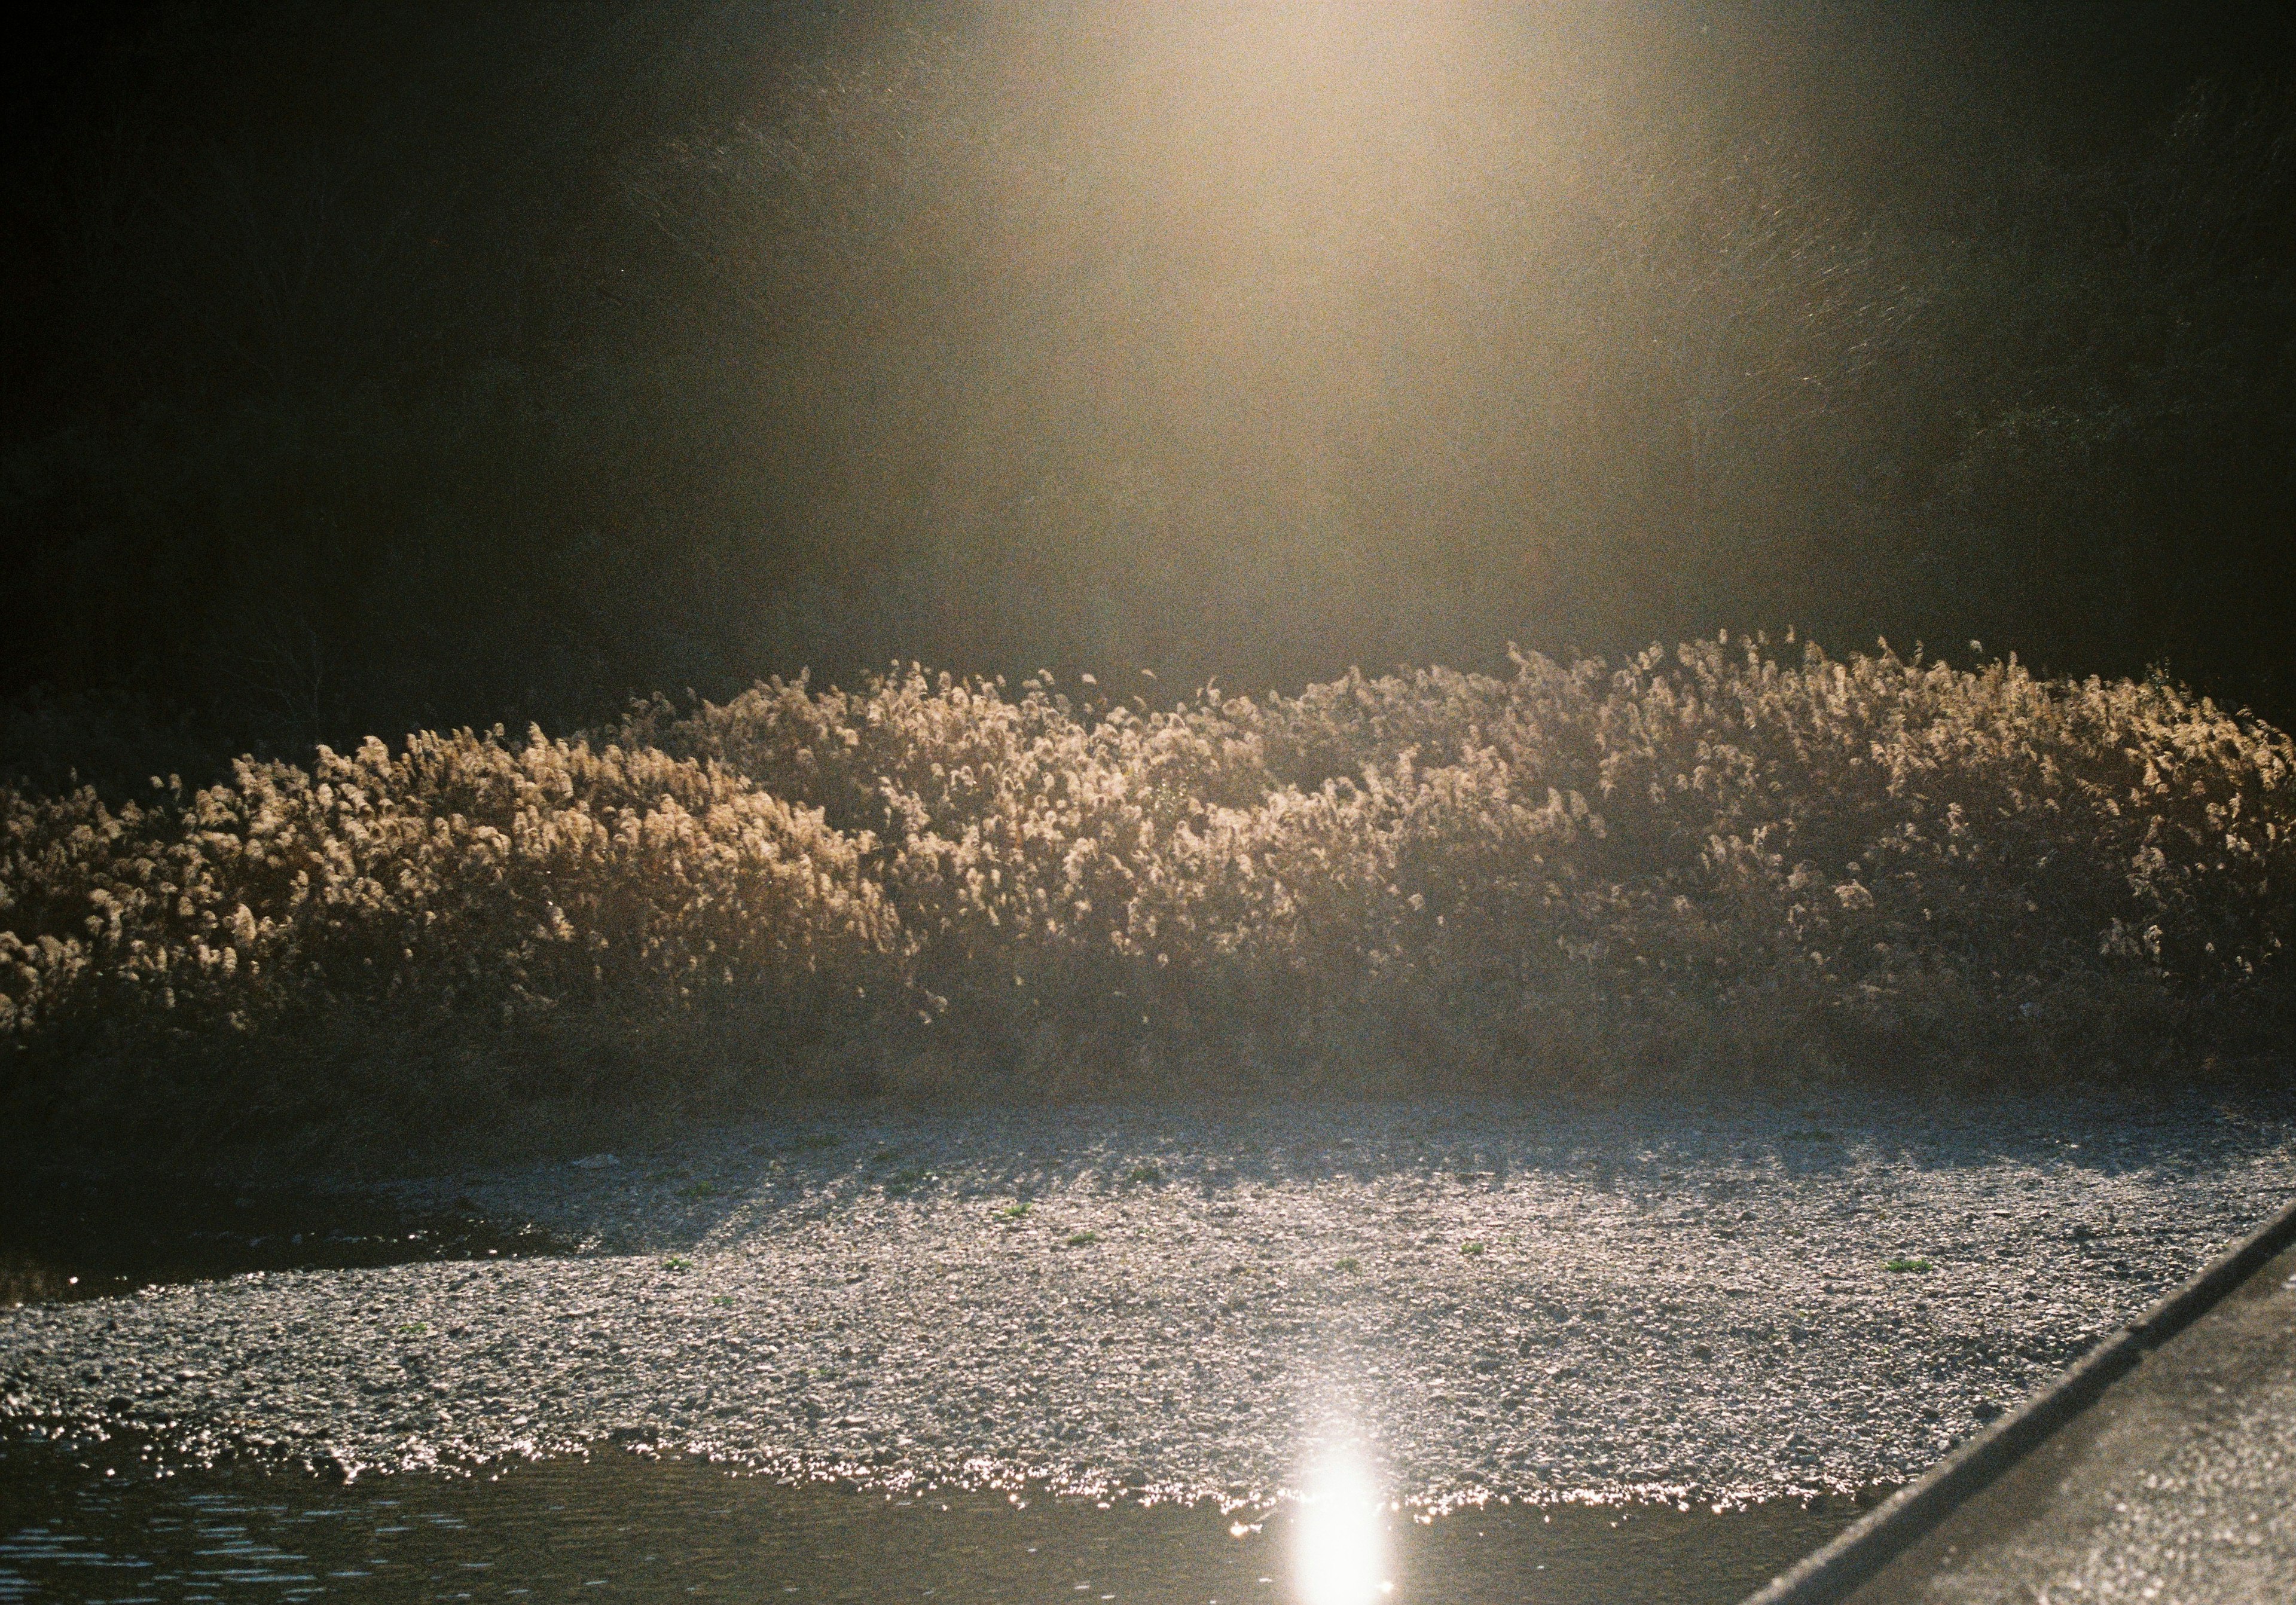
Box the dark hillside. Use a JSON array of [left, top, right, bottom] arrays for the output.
[[6, 2, 2296, 788]]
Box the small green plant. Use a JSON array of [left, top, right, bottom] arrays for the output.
[[1460, 1240, 1486, 1258], [1333, 1256, 1361, 1274], [997, 1202, 1032, 1220], [711, 1294, 735, 1307], [394, 1320, 429, 1336], [1065, 1231, 1100, 1248], [664, 1255, 694, 1273], [1883, 1257, 1933, 1274], [1125, 1163, 1164, 1185], [869, 1148, 899, 1165], [677, 1182, 719, 1201]]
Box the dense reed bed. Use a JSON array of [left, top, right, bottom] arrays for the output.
[[5, 636, 2291, 1160]]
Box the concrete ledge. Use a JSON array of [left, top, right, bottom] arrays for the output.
[[1740, 1189, 2296, 1605]]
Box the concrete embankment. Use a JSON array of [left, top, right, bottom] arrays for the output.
[[1756, 1200, 2296, 1603]]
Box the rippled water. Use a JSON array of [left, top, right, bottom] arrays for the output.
[[0, 1439, 1866, 1604]]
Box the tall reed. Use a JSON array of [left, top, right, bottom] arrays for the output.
[[7, 638, 2291, 1149]]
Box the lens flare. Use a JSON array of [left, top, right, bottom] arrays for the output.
[[1292, 1451, 1391, 1605]]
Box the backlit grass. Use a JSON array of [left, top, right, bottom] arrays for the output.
[[5, 636, 2292, 1158]]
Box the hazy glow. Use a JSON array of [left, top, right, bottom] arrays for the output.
[[575, 0, 1986, 690], [1293, 1451, 1392, 1605], [634, 1, 1702, 680]]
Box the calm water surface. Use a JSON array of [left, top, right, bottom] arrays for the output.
[[0, 1176, 557, 1309], [0, 1439, 1866, 1604]]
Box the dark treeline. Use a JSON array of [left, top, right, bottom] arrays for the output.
[[6, 1, 2296, 791]]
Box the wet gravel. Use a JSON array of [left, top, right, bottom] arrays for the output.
[[4, 1093, 2294, 1512]]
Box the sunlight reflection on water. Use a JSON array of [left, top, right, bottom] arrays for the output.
[[0, 1433, 1870, 1603], [1294, 1447, 1394, 1605]]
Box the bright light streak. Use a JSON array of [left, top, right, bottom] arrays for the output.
[[1292, 1451, 1392, 1605]]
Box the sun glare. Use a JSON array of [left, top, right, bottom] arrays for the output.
[[1293, 1451, 1393, 1605]]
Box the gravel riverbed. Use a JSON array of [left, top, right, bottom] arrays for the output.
[[5, 1093, 2294, 1512]]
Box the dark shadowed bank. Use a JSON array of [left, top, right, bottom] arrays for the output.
[[4, 637, 2292, 1173]]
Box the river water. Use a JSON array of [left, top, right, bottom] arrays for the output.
[[0, 1438, 1865, 1604], [0, 1176, 558, 1310]]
